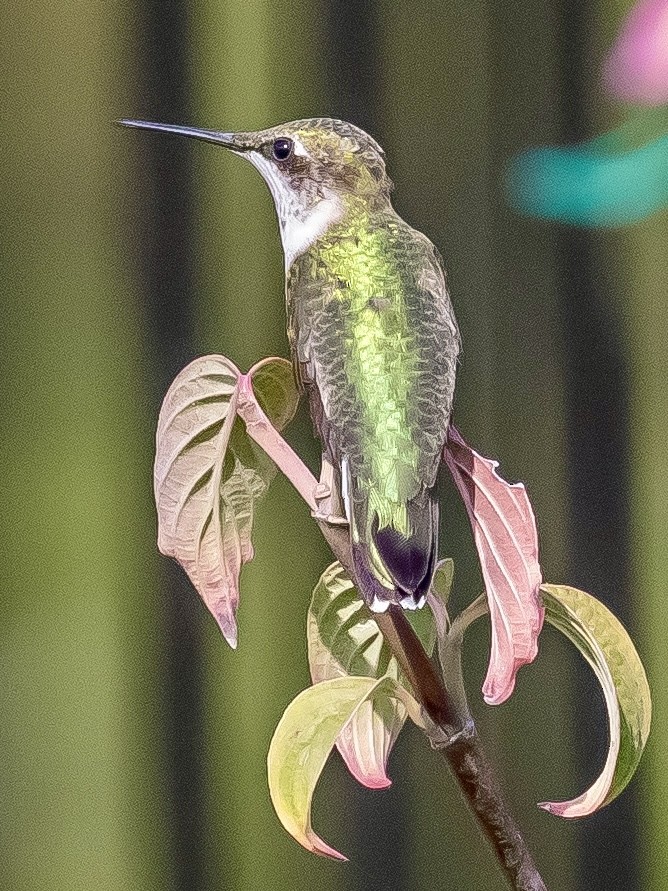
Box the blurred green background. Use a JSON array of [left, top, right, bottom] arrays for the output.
[[2, 1, 666, 889]]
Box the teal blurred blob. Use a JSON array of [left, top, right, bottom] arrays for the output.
[[506, 131, 668, 226]]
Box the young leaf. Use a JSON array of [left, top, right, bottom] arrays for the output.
[[154, 355, 298, 648], [451, 583, 651, 818], [443, 425, 544, 705], [268, 675, 422, 860], [308, 563, 398, 790], [539, 584, 651, 818], [307, 561, 450, 788], [249, 356, 300, 431]]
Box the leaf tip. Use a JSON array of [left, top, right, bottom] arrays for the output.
[[482, 681, 515, 707], [215, 611, 238, 649], [537, 800, 572, 818], [367, 776, 393, 790], [482, 630, 542, 705], [345, 760, 392, 790], [537, 800, 556, 814], [305, 832, 349, 861]]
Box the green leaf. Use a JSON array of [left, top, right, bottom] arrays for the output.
[[249, 356, 300, 431], [268, 675, 421, 860], [451, 582, 651, 817], [539, 584, 651, 817], [431, 557, 455, 605], [307, 560, 450, 788], [154, 355, 299, 648]]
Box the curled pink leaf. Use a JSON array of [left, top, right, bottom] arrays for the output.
[[603, 0, 668, 104], [444, 426, 544, 705]]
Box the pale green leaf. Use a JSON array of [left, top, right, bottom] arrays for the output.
[[307, 560, 449, 787], [539, 584, 651, 817], [451, 582, 651, 817], [431, 557, 455, 605], [249, 356, 300, 431], [268, 675, 421, 860]]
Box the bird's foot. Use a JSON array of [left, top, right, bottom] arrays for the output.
[[311, 479, 348, 526]]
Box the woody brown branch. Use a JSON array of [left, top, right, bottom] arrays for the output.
[[315, 519, 548, 891]]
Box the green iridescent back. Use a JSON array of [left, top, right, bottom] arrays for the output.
[[287, 204, 459, 538]]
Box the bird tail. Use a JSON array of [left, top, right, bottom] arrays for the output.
[[345, 470, 438, 613]]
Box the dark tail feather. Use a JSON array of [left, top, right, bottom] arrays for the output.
[[352, 491, 439, 611], [373, 493, 438, 606]]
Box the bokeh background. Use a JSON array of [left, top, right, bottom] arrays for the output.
[[2, 1, 667, 889]]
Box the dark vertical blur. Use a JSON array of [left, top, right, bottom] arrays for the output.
[[1, 1, 171, 889], [324, 1, 381, 139], [130, 3, 208, 889], [557, 4, 637, 889]]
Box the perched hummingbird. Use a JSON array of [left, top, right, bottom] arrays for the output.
[[121, 117, 460, 612]]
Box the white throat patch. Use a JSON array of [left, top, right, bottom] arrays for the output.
[[279, 197, 343, 269], [248, 150, 344, 270]]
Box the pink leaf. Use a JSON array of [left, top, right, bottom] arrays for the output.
[[444, 426, 544, 705], [603, 0, 668, 105], [154, 356, 243, 647], [154, 355, 299, 648], [307, 563, 400, 790]]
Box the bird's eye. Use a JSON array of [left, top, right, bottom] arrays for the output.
[[272, 138, 293, 161]]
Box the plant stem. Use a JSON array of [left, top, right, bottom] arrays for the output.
[[242, 399, 547, 888], [443, 730, 548, 891], [315, 520, 548, 891]]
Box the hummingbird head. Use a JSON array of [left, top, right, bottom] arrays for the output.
[[120, 117, 393, 268]]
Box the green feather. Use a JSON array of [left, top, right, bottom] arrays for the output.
[[288, 199, 458, 551]]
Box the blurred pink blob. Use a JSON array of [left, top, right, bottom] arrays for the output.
[[603, 0, 668, 104]]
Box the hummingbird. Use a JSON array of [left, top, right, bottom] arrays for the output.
[[121, 117, 460, 612]]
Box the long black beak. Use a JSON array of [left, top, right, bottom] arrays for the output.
[[117, 119, 243, 151]]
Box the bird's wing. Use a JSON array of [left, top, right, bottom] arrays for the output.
[[286, 220, 459, 607], [286, 218, 459, 502]]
